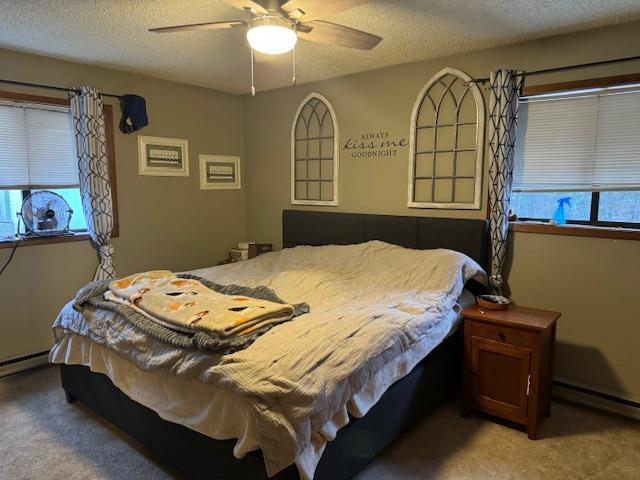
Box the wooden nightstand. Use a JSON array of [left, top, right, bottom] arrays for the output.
[[461, 304, 560, 439]]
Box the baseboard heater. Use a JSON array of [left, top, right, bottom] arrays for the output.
[[553, 377, 640, 420], [0, 350, 50, 378]]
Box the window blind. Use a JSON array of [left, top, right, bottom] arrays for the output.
[[513, 88, 640, 192], [0, 102, 78, 189]]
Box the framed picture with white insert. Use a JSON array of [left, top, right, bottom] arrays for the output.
[[138, 136, 189, 176], [199, 154, 241, 190]]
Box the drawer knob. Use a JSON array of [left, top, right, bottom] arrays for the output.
[[497, 331, 506, 341]]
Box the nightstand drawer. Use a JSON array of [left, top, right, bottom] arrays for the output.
[[472, 321, 534, 348]]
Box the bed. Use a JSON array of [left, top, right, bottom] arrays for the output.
[[52, 210, 489, 480]]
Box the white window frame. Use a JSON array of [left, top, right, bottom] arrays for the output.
[[290, 92, 339, 206], [0, 190, 11, 223], [407, 67, 485, 209]]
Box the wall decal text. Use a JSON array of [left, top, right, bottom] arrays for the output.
[[343, 131, 408, 158]]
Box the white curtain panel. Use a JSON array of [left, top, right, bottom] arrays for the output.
[[488, 69, 523, 292], [69, 86, 116, 280]]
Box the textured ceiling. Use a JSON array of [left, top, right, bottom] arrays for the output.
[[1, 0, 640, 95]]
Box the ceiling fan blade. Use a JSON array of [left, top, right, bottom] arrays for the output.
[[221, 0, 270, 15], [282, 0, 372, 21], [298, 21, 381, 50], [149, 21, 246, 33]]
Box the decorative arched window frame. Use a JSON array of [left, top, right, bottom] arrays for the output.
[[291, 92, 339, 206], [408, 67, 485, 209]]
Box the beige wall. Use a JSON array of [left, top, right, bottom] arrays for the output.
[[242, 22, 640, 400], [507, 233, 640, 401], [0, 49, 246, 362]]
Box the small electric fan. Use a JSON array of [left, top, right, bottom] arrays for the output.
[[18, 190, 73, 237]]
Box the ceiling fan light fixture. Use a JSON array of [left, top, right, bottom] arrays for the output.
[[246, 16, 297, 55]]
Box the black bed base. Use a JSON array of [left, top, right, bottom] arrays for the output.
[[60, 329, 462, 480]]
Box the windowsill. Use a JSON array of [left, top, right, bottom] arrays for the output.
[[0, 233, 91, 249], [510, 221, 640, 241]]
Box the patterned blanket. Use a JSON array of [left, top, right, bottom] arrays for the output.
[[71, 273, 309, 354]]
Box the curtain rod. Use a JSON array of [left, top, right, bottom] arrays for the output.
[[470, 54, 640, 84], [0, 78, 122, 99]]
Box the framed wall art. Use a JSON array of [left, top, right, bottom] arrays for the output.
[[138, 136, 189, 176], [199, 154, 241, 190], [408, 67, 485, 209], [291, 92, 339, 206]]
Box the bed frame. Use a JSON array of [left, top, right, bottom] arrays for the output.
[[60, 210, 489, 480]]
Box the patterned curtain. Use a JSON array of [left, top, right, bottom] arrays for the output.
[[488, 70, 523, 293], [69, 86, 116, 281]]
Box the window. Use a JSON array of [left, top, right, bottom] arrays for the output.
[[0, 190, 15, 240], [512, 77, 640, 229], [408, 67, 485, 209], [291, 93, 338, 206], [0, 188, 87, 241], [0, 91, 118, 245]]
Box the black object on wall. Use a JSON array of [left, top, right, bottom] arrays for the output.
[[118, 94, 148, 134]]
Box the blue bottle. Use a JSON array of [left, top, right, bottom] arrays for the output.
[[552, 197, 571, 225]]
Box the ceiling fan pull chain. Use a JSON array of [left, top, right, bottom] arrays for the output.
[[251, 47, 256, 96], [292, 43, 296, 86], [248, 7, 256, 96]]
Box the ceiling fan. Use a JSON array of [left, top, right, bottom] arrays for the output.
[[149, 0, 382, 55]]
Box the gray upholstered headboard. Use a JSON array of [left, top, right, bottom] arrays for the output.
[[282, 210, 490, 271]]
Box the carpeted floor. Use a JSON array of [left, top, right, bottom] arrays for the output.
[[1, 366, 639, 480]]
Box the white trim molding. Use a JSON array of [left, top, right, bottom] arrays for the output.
[[290, 92, 339, 206], [408, 67, 485, 209]]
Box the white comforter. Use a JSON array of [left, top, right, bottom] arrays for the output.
[[190, 241, 485, 475], [51, 240, 485, 477]]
